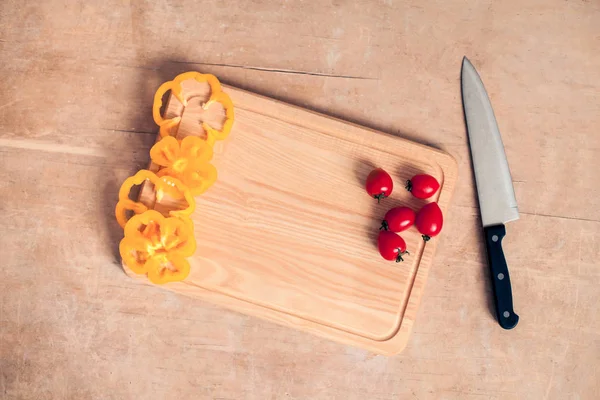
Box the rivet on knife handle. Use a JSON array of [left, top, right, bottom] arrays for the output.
[[483, 224, 519, 329]]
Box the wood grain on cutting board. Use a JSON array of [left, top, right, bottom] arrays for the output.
[[1, 0, 599, 398], [125, 79, 457, 355]]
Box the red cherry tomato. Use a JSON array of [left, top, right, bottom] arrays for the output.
[[366, 168, 393, 203], [406, 174, 440, 199], [415, 202, 444, 241], [381, 206, 416, 232], [378, 230, 409, 262]]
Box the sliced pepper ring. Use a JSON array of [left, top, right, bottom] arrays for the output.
[[150, 136, 217, 196], [152, 72, 223, 126], [152, 71, 234, 143], [115, 170, 195, 228], [123, 210, 196, 257], [120, 210, 196, 284]]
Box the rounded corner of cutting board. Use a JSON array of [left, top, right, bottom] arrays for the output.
[[341, 320, 413, 356], [418, 147, 459, 212], [436, 149, 459, 175], [436, 150, 459, 183], [380, 334, 411, 356]]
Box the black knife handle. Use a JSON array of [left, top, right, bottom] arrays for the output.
[[484, 224, 519, 329]]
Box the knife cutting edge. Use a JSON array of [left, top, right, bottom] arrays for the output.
[[461, 57, 520, 330]]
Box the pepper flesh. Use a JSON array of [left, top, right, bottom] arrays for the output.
[[150, 136, 217, 196], [152, 71, 234, 144], [115, 169, 195, 228], [202, 91, 234, 142], [158, 116, 181, 139], [120, 210, 195, 284]]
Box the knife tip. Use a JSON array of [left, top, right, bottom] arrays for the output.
[[461, 57, 475, 80]]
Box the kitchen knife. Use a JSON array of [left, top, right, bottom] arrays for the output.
[[461, 57, 520, 330]]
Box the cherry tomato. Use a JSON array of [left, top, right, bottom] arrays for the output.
[[415, 202, 443, 241], [406, 174, 440, 199], [365, 168, 393, 203], [381, 206, 415, 232], [378, 230, 409, 262]]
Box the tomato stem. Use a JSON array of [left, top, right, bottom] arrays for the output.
[[405, 180, 412, 192], [395, 250, 409, 263], [422, 235, 431, 242], [374, 193, 386, 203], [380, 220, 389, 231]]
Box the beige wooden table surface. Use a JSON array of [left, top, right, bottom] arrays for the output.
[[1, 1, 599, 399]]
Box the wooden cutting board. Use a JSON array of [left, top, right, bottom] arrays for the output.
[[124, 78, 458, 355]]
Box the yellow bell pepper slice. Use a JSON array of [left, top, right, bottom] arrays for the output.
[[120, 210, 196, 284], [115, 170, 195, 228], [150, 136, 217, 196], [152, 71, 234, 143], [158, 116, 181, 139]]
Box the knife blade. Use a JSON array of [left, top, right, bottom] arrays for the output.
[[461, 57, 520, 330]]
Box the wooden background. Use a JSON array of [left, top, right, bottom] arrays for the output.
[[1, 0, 598, 399]]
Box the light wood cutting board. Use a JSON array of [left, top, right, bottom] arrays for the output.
[[124, 78, 458, 355]]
